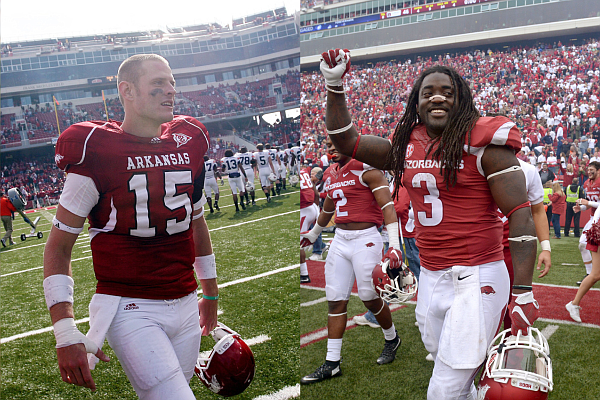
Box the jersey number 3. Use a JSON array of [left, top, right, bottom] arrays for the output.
[[128, 171, 193, 237], [412, 172, 443, 226]]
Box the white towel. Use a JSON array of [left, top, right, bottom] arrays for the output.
[[437, 265, 487, 369], [86, 293, 121, 370]]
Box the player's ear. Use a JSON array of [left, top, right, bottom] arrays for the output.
[[119, 81, 134, 102]]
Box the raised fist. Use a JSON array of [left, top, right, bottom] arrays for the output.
[[320, 48, 351, 87]]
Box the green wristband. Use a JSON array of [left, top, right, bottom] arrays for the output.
[[202, 294, 219, 300]]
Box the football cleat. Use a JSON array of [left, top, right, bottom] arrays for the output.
[[372, 260, 418, 304], [300, 361, 342, 385], [477, 328, 553, 400], [195, 323, 255, 397], [300, 275, 311, 284], [376, 331, 400, 365]]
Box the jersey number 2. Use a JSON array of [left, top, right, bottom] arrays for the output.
[[128, 171, 193, 237]]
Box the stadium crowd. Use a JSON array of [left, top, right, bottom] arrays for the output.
[[1, 156, 64, 207], [301, 38, 600, 184]]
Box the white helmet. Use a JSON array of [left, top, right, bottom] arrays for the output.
[[478, 328, 553, 400], [289, 175, 299, 185], [371, 259, 418, 304], [7, 188, 27, 211], [268, 173, 277, 182], [245, 180, 255, 191]]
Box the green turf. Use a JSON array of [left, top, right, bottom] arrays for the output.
[[300, 233, 600, 399], [1, 178, 301, 399]]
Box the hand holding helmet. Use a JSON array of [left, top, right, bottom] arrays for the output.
[[508, 291, 540, 336]]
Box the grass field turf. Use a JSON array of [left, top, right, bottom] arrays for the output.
[[300, 234, 600, 400], [1, 178, 301, 400]]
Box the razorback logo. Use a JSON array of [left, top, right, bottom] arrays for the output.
[[366, 243, 375, 247], [55, 154, 64, 164], [172, 133, 192, 148], [406, 143, 414, 158], [481, 285, 496, 295]]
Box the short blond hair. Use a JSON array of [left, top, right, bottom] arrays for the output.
[[117, 54, 169, 103]]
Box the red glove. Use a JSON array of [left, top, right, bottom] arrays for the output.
[[508, 291, 540, 336], [382, 247, 403, 269]]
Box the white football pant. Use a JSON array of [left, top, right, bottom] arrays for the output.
[[300, 204, 319, 233], [106, 291, 200, 400], [228, 176, 245, 195], [204, 177, 219, 199]]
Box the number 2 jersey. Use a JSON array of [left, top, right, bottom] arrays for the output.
[[401, 116, 522, 271], [324, 159, 383, 226], [55, 116, 209, 299]]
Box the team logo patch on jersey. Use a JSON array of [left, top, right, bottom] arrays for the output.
[[173, 133, 192, 148], [406, 143, 414, 158], [481, 286, 496, 295], [55, 154, 64, 164]]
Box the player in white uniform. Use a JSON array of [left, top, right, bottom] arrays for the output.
[[290, 142, 303, 178], [203, 155, 221, 213], [265, 144, 280, 196], [235, 147, 256, 206], [276, 146, 287, 193], [253, 144, 276, 203], [221, 149, 247, 212]]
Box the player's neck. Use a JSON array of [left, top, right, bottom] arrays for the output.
[[121, 114, 163, 138]]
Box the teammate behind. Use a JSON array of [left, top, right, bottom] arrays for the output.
[[236, 147, 256, 206], [300, 136, 403, 384], [221, 149, 247, 212], [43, 54, 218, 399], [253, 144, 276, 203], [203, 155, 221, 213]]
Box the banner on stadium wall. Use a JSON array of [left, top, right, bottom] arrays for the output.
[[300, 0, 495, 34]]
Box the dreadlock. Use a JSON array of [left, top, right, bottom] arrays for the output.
[[389, 65, 481, 197]]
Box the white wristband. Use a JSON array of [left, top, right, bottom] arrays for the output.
[[386, 222, 401, 250], [302, 221, 325, 243], [53, 318, 98, 353], [540, 239, 551, 252], [193, 254, 217, 280], [52, 217, 83, 235], [43, 274, 74, 310]]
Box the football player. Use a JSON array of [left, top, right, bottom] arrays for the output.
[[43, 54, 218, 399], [221, 149, 247, 212], [253, 143, 276, 203], [572, 161, 600, 285], [277, 146, 288, 191], [320, 49, 538, 399], [265, 143, 280, 196], [299, 164, 319, 283], [235, 147, 256, 206], [203, 155, 221, 213], [300, 136, 403, 384]]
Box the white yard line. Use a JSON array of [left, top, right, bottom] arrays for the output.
[[1, 264, 298, 344], [253, 385, 300, 400]]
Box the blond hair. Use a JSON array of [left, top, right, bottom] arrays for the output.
[[552, 181, 564, 196], [117, 54, 169, 103]]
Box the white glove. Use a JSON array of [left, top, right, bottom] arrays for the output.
[[320, 48, 351, 87], [54, 318, 99, 353], [300, 222, 325, 248]]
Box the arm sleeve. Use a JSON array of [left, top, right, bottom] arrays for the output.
[[58, 173, 100, 217], [192, 166, 206, 208]]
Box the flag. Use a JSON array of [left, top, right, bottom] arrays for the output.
[[53, 96, 59, 106]]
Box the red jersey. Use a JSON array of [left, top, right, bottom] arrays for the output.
[[401, 117, 522, 271], [325, 159, 383, 226], [584, 177, 600, 203], [300, 168, 315, 209], [55, 116, 209, 299]]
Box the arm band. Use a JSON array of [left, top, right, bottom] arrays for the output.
[[52, 217, 83, 235], [322, 209, 335, 214], [381, 201, 395, 210], [326, 85, 345, 94], [486, 165, 522, 180], [588, 201, 599, 208], [540, 239, 551, 252], [192, 207, 205, 220], [371, 185, 389, 193], [202, 294, 219, 300], [351, 133, 361, 158], [386, 222, 401, 249], [508, 235, 537, 242], [327, 121, 353, 135], [506, 201, 531, 219], [193, 254, 217, 280], [43, 274, 74, 310]]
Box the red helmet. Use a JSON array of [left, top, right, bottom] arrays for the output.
[[194, 323, 255, 397], [371, 259, 418, 304], [478, 328, 553, 400]]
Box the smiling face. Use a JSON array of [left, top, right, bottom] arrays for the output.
[[325, 136, 349, 165], [417, 72, 455, 139]]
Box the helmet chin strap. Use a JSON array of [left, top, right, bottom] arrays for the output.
[[429, 95, 446, 102]]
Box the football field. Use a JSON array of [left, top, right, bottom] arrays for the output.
[[1, 178, 301, 400], [300, 234, 600, 400]]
